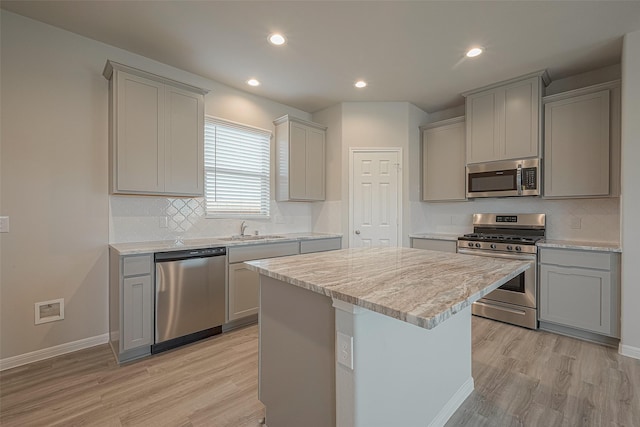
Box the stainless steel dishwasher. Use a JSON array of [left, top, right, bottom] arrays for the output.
[[153, 247, 226, 353]]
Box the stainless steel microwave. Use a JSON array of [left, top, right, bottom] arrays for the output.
[[466, 158, 540, 198]]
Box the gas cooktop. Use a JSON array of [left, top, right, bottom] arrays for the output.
[[459, 233, 543, 245]]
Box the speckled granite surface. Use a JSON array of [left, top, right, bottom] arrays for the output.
[[537, 240, 621, 253], [245, 247, 530, 330], [110, 233, 342, 255]]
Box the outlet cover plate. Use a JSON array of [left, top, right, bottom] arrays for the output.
[[0, 216, 9, 233], [337, 331, 354, 369]]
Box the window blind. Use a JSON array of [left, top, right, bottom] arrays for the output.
[[204, 117, 271, 217]]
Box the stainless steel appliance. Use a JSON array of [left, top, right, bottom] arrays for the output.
[[457, 213, 545, 329], [153, 247, 226, 353], [466, 158, 540, 198]]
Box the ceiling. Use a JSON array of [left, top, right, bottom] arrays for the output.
[[2, 1, 640, 113]]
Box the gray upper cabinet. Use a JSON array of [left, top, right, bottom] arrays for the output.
[[463, 71, 548, 164], [421, 117, 466, 202], [543, 81, 621, 198], [104, 60, 207, 197], [274, 115, 326, 201]]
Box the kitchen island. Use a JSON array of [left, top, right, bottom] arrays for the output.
[[245, 247, 530, 427]]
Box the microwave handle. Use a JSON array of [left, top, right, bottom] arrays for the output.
[[516, 164, 522, 195]]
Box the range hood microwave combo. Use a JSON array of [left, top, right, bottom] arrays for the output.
[[466, 158, 540, 199]]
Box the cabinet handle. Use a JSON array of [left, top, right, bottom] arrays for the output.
[[355, 230, 361, 235]]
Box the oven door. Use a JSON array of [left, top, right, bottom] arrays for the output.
[[457, 248, 536, 309]]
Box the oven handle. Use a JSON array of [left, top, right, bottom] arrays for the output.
[[457, 248, 536, 261]]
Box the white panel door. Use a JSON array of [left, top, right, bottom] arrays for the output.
[[351, 151, 399, 248]]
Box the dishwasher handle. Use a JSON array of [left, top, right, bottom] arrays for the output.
[[155, 247, 226, 262]]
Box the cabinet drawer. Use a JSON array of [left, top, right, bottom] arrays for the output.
[[229, 241, 299, 263], [123, 255, 152, 277], [411, 238, 456, 253], [539, 248, 611, 270], [299, 238, 341, 254]]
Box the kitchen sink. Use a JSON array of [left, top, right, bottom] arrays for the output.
[[218, 235, 285, 241]]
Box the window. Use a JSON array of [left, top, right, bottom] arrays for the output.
[[204, 117, 271, 217]]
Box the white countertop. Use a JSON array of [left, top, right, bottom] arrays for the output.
[[408, 233, 460, 242], [245, 247, 530, 330], [109, 232, 342, 255], [408, 232, 621, 253], [537, 239, 621, 253]]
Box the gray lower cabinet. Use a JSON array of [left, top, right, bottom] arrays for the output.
[[227, 238, 342, 322], [410, 237, 457, 253], [538, 247, 620, 341], [109, 250, 154, 363], [228, 262, 262, 321]]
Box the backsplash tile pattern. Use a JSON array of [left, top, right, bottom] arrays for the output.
[[416, 197, 620, 243], [110, 196, 312, 243]]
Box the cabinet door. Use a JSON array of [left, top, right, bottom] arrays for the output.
[[539, 264, 613, 336], [466, 91, 499, 164], [422, 120, 466, 201], [544, 90, 610, 197], [503, 78, 539, 159], [305, 127, 325, 200], [164, 86, 205, 196], [122, 275, 153, 351], [115, 72, 165, 193], [289, 122, 308, 200], [228, 263, 260, 321]]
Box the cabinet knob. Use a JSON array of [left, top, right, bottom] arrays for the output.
[[355, 230, 361, 235]]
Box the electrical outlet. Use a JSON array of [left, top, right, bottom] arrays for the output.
[[570, 217, 582, 229], [337, 332, 353, 369], [0, 216, 9, 233]]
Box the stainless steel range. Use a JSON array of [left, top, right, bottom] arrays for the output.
[[457, 213, 545, 329]]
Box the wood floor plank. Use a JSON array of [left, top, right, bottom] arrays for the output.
[[2, 318, 639, 426]]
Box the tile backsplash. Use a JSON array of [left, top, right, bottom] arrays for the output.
[[109, 196, 313, 243], [415, 197, 620, 243]]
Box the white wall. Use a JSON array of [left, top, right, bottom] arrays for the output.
[[620, 30, 640, 357], [416, 198, 620, 242], [312, 102, 428, 247], [311, 104, 343, 237], [0, 11, 313, 360]]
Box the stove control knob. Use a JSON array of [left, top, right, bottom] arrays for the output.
[[515, 246, 522, 252], [506, 245, 513, 251], [490, 244, 497, 249], [475, 243, 481, 248], [468, 242, 474, 247]]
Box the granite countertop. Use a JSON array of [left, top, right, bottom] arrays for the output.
[[537, 239, 621, 253], [110, 232, 342, 255], [245, 247, 530, 330], [408, 233, 460, 241]]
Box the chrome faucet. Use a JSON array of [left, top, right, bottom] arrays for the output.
[[240, 221, 249, 236]]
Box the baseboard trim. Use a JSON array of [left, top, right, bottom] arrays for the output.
[[619, 343, 640, 360], [428, 376, 474, 427], [0, 333, 109, 372]]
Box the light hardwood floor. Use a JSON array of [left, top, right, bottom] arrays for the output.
[[1, 318, 638, 426]]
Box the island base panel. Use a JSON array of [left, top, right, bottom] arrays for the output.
[[334, 300, 473, 427], [259, 275, 336, 427]]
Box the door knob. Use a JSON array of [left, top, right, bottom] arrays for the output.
[[355, 230, 361, 235]]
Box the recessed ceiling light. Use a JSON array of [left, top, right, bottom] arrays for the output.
[[247, 78, 260, 87], [355, 80, 367, 89], [466, 47, 483, 58], [269, 33, 286, 46]]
